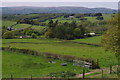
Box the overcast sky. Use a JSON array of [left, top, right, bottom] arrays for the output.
[[1, 0, 120, 2], [1, 0, 119, 9]]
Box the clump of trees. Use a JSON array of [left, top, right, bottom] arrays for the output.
[[102, 13, 120, 77], [45, 20, 86, 40], [2, 26, 46, 39]]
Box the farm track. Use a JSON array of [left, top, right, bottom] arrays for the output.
[[76, 65, 118, 78]]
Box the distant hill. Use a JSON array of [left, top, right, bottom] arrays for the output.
[[2, 6, 118, 14]]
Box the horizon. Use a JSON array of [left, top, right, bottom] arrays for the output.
[[1, 2, 118, 9]]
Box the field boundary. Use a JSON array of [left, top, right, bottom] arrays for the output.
[[2, 47, 99, 69]]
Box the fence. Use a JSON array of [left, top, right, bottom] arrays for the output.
[[2, 47, 99, 69], [2, 66, 119, 80]]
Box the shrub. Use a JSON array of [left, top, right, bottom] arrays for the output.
[[3, 31, 14, 39]]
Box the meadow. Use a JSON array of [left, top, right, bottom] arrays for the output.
[[2, 36, 118, 68], [2, 13, 118, 78], [73, 36, 102, 44], [2, 20, 46, 30], [3, 51, 85, 78]]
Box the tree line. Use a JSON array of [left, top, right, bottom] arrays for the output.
[[45, 20, 86, 40]]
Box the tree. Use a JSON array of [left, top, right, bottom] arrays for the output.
[[31, 33, 37, 38], [94, 13, 102, 16], [45, 28, 54, 38], [96, 16, 104, 20], [3, 31, 14, 39], [73, 28, 81, 38], [102, 13, 120, 77], [48, 20, 54, 28]]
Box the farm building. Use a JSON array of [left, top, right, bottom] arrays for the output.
[[84, 33, 96, 36], [69, 16, 75, 18], [19, 36, 31, 39]]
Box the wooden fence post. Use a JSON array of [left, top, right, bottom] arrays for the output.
[[101, 69, 103, 78], [67, 72, 69, 80], [82, 69, 85, 79], [110, 65, 112, 74], [10, 74, 13, 80], [31, 75, 32, 80]]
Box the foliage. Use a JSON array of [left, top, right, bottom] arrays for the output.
[[3, 31, 14, 39], [102, 13, 119, 55], [2, 38, 118, 67], [102, 13, 120, 77], [45, 20, 86, 40], [31, 33, 37, 39]]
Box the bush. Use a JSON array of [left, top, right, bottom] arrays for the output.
[[31, 33, 37, 38], [3, 31, 14, 39], [96, 16, 104, 20]]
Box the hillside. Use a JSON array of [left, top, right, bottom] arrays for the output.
[[2, 6, 117, 14]]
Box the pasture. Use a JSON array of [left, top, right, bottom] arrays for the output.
[[2, 13, 118, 78], [2, 36, 118, 67], [2, 51, 85, 78], [2, 20, 46, 30], [73, 36, 102, 44]]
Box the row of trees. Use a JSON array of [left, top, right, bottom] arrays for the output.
[[2, 27, 47, 39], [45, 20, 86, 40]]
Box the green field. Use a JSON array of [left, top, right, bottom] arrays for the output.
[[2, 13, 118, 78], [3, 51, 85, 78], [2, 20, 46, 30], [2, 20, 16, 27], [2, 36, 118, 67], [73, 36, 102, 44], [45, 17, 81, 23]]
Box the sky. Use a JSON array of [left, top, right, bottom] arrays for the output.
[[1, 0, 120, 2], [1, 0, 119, 9]]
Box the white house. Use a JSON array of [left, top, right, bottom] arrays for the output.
[[69, 16, 75, 18], [89, 33, 96, 36], [84, 33, 96, 36]]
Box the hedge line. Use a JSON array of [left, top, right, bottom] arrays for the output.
[[2, 47, 100, 69]]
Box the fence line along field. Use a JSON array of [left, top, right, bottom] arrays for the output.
[[2, 36, 118, 67], [2, 11, 119, 79], [3, 51, 86, 78]]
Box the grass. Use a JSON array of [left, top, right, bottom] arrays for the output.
[[2, 20, 16, 27], [72, 36, 102, 44], [102, 14, 115, 21], [85, 17, 98, 22], [85, 72, 101, 78], [2, 20, 47, 30], [45, 17, 81, 24], [2, 51, 85, 78], [2, 36, 118, 67]]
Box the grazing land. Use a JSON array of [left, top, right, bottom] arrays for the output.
[[2, 12, 118, 78], [3, 51, 85, 78], [2, 36, 118, 67]]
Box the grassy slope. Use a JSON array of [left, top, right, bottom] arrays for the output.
[[73, 36, 102, 44], [2, 20, 16, 27], [2, 20, 46, 30], [2, 36, 118, 67], [3, 51, 84, 78]]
